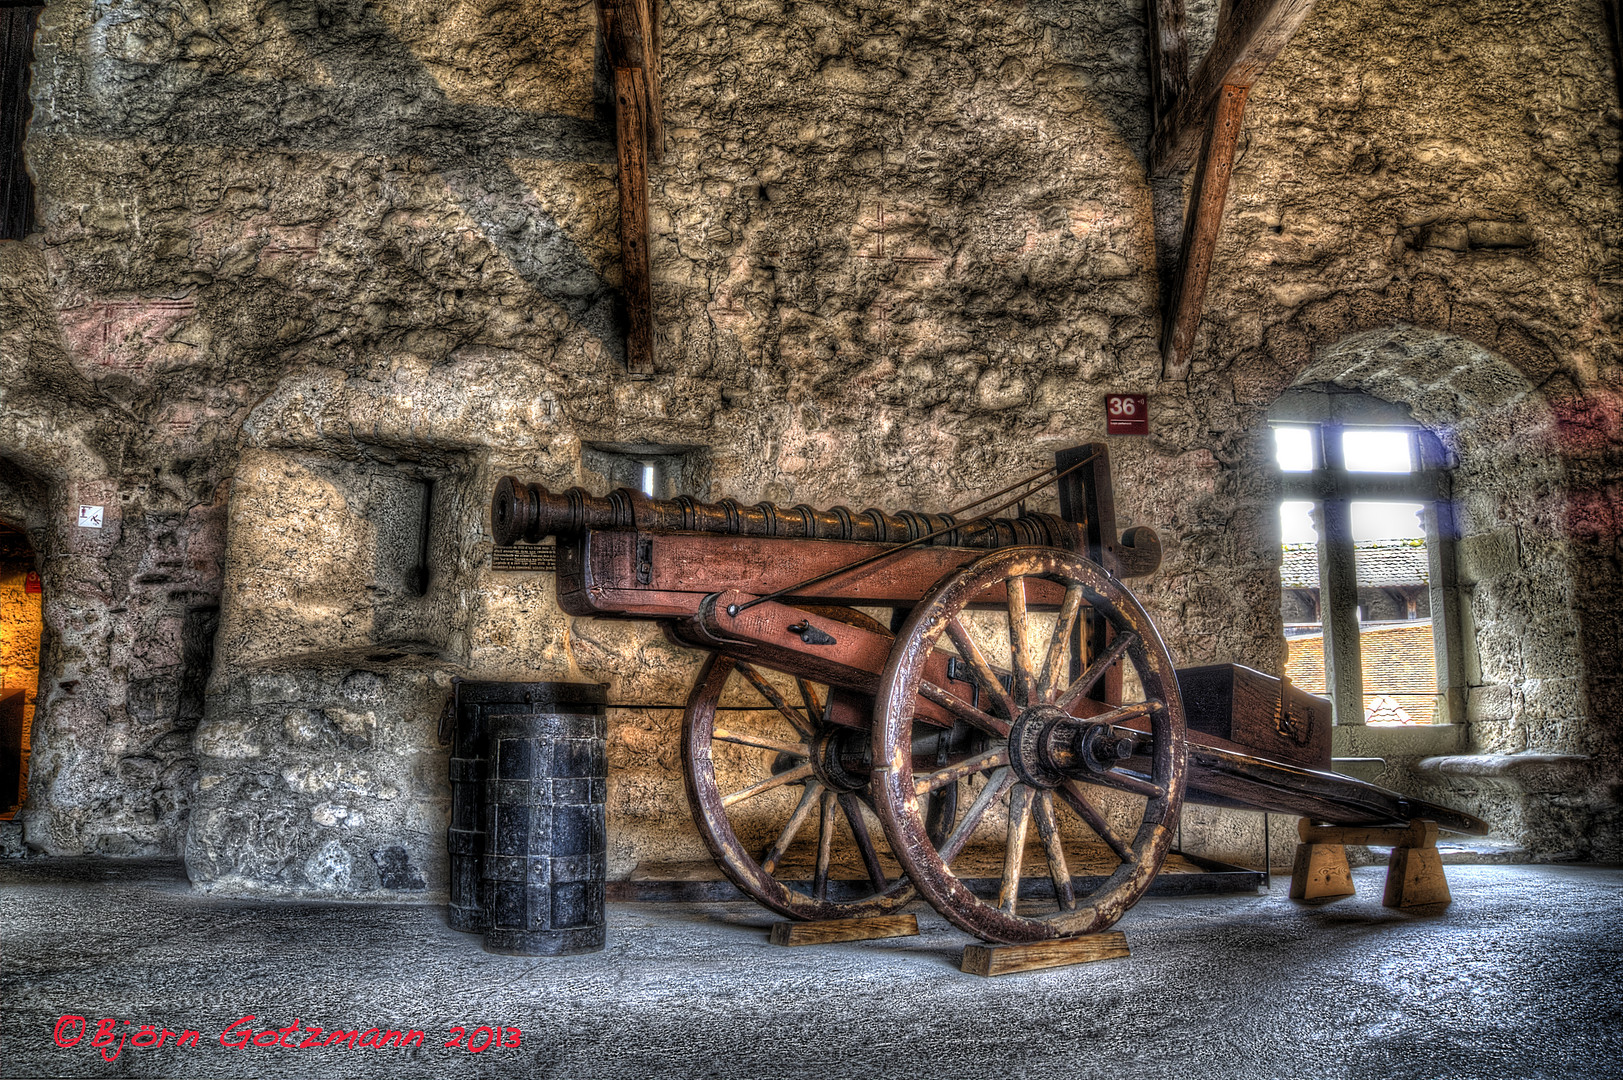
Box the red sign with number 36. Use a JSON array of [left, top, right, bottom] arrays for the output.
[[1106, 394, 1148, 435]]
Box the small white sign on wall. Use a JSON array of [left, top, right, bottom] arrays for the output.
[[77, 505, 104, 529]]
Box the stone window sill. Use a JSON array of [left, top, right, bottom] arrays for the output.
[[1331, 723, 1469, 758]]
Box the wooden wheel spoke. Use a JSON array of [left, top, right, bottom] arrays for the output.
[[1032, 790, 1076, 911], [1092, 699, 1163, 731], [722, 762, 814, 807], [813, 789, 837, 900], [838, 792, 888, 891], [1055, 631, 1138, 713], [796, 678, 826, 725], [1058, 779, 1136, 863], [1037, 585, 1085, 702], [1006, 576, 1035, 707], [999, 784, 1035, 914], [736, 662, 815, 739], [913, 747, 1008, 795], [945, 617, 1019, 722], [919, 680, 1011, 737], [759, 781, 822, 875], [1071, 768, 1163, 801], [938, 767, 1015, 863], [712, 728, 809, 757]]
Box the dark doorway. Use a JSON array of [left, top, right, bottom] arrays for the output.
[[0, 522, 40, 816]]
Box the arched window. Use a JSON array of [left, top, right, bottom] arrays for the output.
[[1268, 385, 1463, 728]]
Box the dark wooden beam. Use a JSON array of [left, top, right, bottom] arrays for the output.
[[1605, 0, 1623, 185], [1160, 84, 1248, 380], [597, 0, 662, 374], [1149, 0, 1314, 176], [1145, 0, 1190, 127], [611, 64, 654, 375]]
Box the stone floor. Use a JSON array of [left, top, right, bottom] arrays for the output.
[[2, 858, 1619, 1079]]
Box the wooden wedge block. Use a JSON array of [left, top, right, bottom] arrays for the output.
[[768, 914, 919, 946], [1383, 844, 1452, 908], [1289, 842, 1355, 900], [961, 932, 1129, 977]]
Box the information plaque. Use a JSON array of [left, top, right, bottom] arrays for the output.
[[492, 545, 556, 572]]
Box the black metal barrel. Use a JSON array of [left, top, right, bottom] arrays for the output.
[[446, 680, 605, 934], [481, 688, 608, 956]]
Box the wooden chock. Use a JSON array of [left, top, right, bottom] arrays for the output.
[[768, 914, 919, 946], [1289, 817, 1355, 900], [1290, 818, 1452, 908], [1382, 820, 1451, 908], [961, 932, 1130, 977]]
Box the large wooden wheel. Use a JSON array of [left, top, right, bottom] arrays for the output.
[[682, 650, 921, 920], [872, 547, 1187, 944]]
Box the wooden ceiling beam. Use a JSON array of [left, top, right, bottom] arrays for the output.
[[597, 0, 663, 374], [1145, 0, 1190, 128], [1149, 0, 1315, 177], [1151, 0, 1317, 378], [1161, 84, 1249, 380]]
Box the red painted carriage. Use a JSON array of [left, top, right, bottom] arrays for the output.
[[491, 444, 1484, 946]]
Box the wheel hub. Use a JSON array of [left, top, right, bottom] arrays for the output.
[[809, 728, 871, 792], [1008, 705, 1135, 789]]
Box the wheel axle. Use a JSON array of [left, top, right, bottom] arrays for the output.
[[1009, 706, 1135, 789]]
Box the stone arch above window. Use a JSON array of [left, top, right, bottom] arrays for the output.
[[1274, 327, 1582, 758]]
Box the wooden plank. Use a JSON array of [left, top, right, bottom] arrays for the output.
[[609, 858, 1263, 902], [610, 64, 654, 375], [1145, 0, 1190, 126], [597, 0, 662, 372], [1150, 0, 1316, 176], [1605, 0, 1623, 180], [1298, 818, 1438, 849], [961, 932, 1129, 977], [1161, 84, 1248, 380], [640, 0, 664, 161], [769, 914, 919, 946]]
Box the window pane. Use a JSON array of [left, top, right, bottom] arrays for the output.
[[1342, 428, 1412, 473], [1352, 501, 1437, 724], [1273, 427, 1314, 472], [1280, 502, 1323, 699], [1351, 501, 1425, 542]]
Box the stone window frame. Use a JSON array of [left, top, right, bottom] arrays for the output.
[[1268, 386, 1466, 731]]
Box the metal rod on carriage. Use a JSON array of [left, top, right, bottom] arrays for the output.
[[727, 452, 1099, 616]]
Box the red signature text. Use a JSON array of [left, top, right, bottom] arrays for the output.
[[53, 1016, 202, 1063], [54, 1014, 522, 1058], [221, 1015, 428, 1050], [445, 1026, 523, 1053]]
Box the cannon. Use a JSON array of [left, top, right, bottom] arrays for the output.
[[490, 444, 1485, 946]]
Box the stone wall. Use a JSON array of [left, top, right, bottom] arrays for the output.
[[2, 0, 1618, 889]]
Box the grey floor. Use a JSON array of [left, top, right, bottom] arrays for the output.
[[2, 858, 1619, 1080]]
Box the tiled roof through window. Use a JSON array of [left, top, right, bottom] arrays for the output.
[[1280, 539, 1430, 589], [1284, 621, 1439, 724]]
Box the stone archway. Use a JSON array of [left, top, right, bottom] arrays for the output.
[[1278, 326, 1616, 857], [1293, 326, 1580, 759]]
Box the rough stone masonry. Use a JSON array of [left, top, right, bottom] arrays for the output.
[[0, 0, 1617, 896]]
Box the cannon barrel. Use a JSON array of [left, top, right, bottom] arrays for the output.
[[492, 477, 1082, 553]]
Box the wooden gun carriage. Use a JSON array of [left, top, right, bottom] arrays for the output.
[[491, 444, 1485, 947]]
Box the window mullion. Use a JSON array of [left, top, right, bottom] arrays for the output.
[[1318, 424, 1366, 727], [1424, 485, 1465, 727]]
